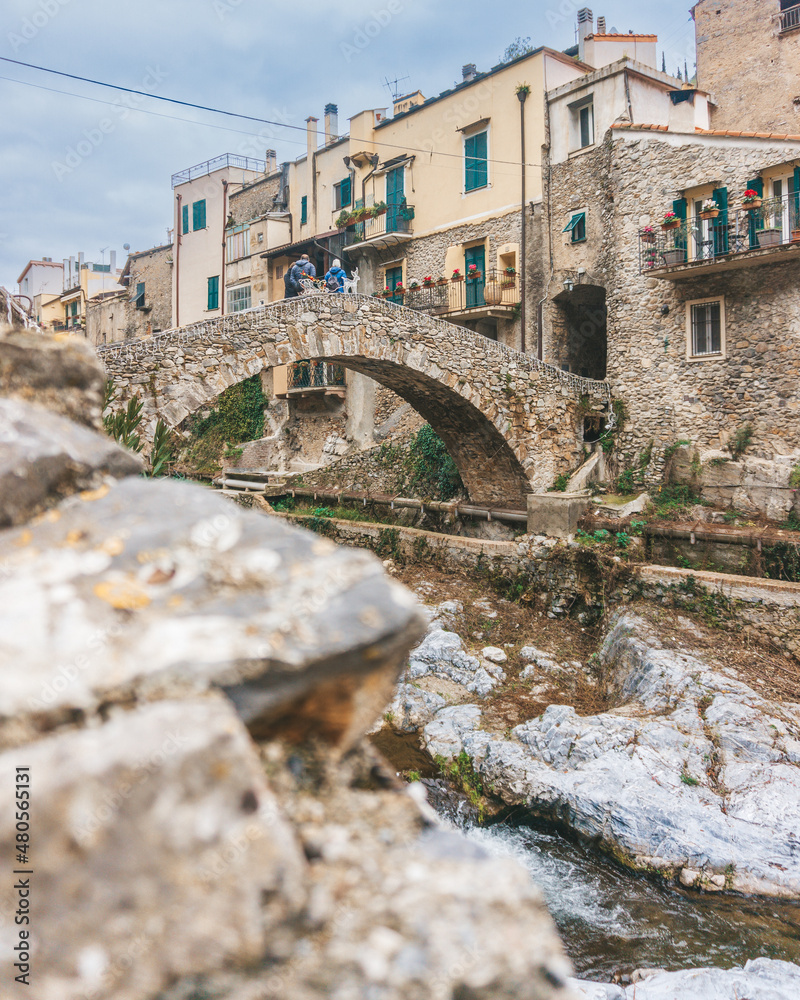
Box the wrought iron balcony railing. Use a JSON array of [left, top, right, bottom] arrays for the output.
[[287, 360, 346, 393], [401, 269, 520, 314], [638, 193, 800, 274], [780, 4, 800, 32]]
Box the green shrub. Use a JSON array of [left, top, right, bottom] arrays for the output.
[[549, 473, 571, 493], [406, 424, 464, 500], [729, 422, 753, 461]]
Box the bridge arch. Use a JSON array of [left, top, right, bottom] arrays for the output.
[[99, 294, 610, 507]]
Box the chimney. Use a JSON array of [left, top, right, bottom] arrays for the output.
[[109, 250, 116, 273], [462, 63, 477, 82], [78, 251, 85, 270], [306, 116, 318, 158], [63, 258, 69, 289], [265, 148, 277, 172], [597, 15, 606, 34], [323, 103, 339, 145], [577, 7, 593, 60]]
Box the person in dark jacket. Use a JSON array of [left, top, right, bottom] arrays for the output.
[[283, 266, 300, 298], [324, 258, 347, 292]]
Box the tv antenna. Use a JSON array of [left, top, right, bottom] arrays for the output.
[[383, 74, 410, 101]]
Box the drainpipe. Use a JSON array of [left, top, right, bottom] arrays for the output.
[[175, 194, 182, 327], [221, 179, 229, 315], [517, 87, 529, 353]]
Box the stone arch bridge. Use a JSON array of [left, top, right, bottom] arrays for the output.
[[99, 294, 611, 507]]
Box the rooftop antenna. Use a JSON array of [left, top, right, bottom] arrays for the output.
[[383, 74, 410, 102]]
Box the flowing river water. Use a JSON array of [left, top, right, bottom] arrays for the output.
[[459, 817, 800, 981]]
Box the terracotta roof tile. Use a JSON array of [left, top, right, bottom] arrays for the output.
[[612, 123, 800, 141]]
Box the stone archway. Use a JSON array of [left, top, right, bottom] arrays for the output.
[[100, 294, 610, 507]]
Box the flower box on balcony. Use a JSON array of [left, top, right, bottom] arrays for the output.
[[467, 270, 483, 280], [661, 248, 687, 266], [501, 279, 516, 289], [662, 219, 680, 231], [742, 190, 762, 210], [640, 228, 657, 244], [757, 228, 781, 248], [436, 278, 448, 286]]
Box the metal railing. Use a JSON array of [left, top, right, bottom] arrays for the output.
[[287, 360, 347, 393], [171, 154, 266, 188], [342, 204, 414, 246], [780, 4, 800, 31], [639, 193, 800, 273], [402, 269, 520, 314]]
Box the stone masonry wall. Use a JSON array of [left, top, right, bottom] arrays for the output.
[[99, 294, 609, 506], [546, 130, 800, 471], [86, 245, 173, 346], [228, 172, 283, 224], [695, 0, 800, 133]]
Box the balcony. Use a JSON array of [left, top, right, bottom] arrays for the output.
[[286, 360, 346, 397], [402, 270, 520, 319], [341, 203, 414, 253], [639, 194, 800, 279], [780, 3, 800, 32]]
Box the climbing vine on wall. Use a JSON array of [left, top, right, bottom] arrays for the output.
[[405, 425, 464, 500], [181, 375, 267, 477]]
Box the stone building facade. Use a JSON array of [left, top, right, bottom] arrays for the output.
[[694, 0, 800, 133], [86, 244, 173, 347], [542, 124, 800, 473]]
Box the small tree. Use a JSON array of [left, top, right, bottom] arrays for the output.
[[500, 36, 533, 63]]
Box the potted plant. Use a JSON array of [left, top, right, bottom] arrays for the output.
[[661, 247, 687, 266], [757, 227, 782, 248], [436, 275, 448, 286], [379, 286, 392, 298], [640, 225, 657, 244], [393, 282, 405, 296], [422, 275, 434, 287], [661, 211, 680, 231], [408, 279, 420, 291], [335, 209, 354, 229], [699, 199, 720, 220], [643, 248, 660, 269], [372, 200, 387, 216], [742, 189, 762, 210], [467, 263, 482, 280], [451, 268, 463, 282]]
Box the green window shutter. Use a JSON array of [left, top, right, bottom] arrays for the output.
[[792, 167, 800, 231], [746, 177, 764, 247], [673, 197, 687, 250], [301, 196, 308, 225], [182, 205, 189, 235], [712, 186, 729, 256], [562, 212, 586, 240], [135, 282, 145, 307], [193, 199, 206, 231], [465, 131, 488, 192], [342, 177, 351, 207], [207, 276, 219, 311]]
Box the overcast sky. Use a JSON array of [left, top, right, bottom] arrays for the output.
[[0, 0, 696, 291]]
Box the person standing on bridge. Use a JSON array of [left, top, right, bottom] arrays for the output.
[[289, 254, 317, 295], [324, 258, 347, 292]]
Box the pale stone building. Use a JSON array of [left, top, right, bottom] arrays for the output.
[[86, 244, 173, 347], [693, 0, 800, 133]]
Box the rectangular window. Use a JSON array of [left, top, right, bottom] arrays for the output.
[[334, 177, 352, 210], [134, 282, 145, 308], [192, 199, 206, 231], [227, 285, 251, 312], [688, 299, 724, 358], [464, 131, 488, 192], [207, 275, 219, 311], [226, 224, 250, 262], [563, 212, 586, 243], [579, 105, 593, 148], [182, 204, 189, 236], [301, 195, 308, 225]]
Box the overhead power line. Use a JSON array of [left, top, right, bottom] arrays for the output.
[[0, 55, 542, 169]]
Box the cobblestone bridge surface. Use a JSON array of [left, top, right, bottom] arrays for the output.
[[99, 294, 611, 506]]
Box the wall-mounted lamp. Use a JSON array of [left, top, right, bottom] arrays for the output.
[[563, 278, 574, 293]]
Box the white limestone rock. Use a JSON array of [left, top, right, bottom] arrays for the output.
[[477, 614, 800, 897]]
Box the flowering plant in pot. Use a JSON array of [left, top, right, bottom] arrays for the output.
[[379, 286, 392, 298], [504, 265, 516, 275], [699, 199, 720, 220], [640, 225, 657, 244], [742, 189, 762, 210], [451, 268, 463, 281], [661, 211, 680, 231], [422, 275, 434, 287], [393, 282, 405, 295], [408, 279, 420, 290], [467, 263, 482, 279], [335, 210, 354, 229]]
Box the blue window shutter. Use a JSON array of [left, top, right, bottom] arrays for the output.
[[182, 205, 189, 235], [193, 200, 206, 231], [207, 276, 219, 311], [342, 177, 351, 206], [301, 196, 308, 225], [712, 186, 729, 255]]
